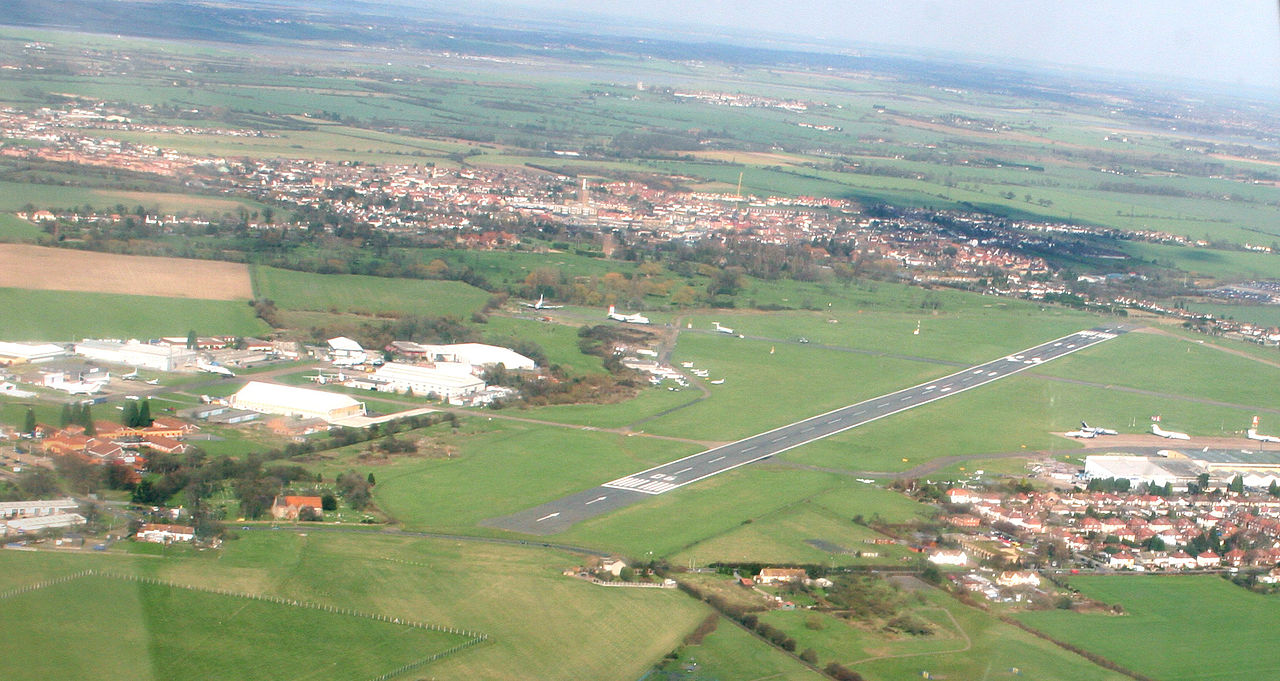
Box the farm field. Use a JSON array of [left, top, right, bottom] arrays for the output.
[[0, 573, 470, 681], [1018, 576, 1280, 681], [0, 244, 252, 299], [0, 287, 268, 340], [251, 266, 491, 319]]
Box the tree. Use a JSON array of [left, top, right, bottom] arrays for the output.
[[82, 407, 96, 437], [1197, 473, 1211, 490], [122, 401, 139, 427], [23, 408, 35, 435], [186, 329, 197, 350], [1230, 475, 1245, 494], [321, 492, 338, 511], [799, 648, 818, 665], [138, 400, 152, 427], [59, 403, 73, 428], [17, 467, 59, 498], [1269, 480, 1279, 498], [367, 472, 376, 486]]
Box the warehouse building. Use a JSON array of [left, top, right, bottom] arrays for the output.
[[371, 362, 486, 400], [1085, 449, 1280, 490], [74, 340, 196, 372], [0, 341, 69, 366], [229, 381, 365, 424]]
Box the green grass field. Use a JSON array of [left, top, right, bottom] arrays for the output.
[[669, 498, 922, 568], [0, 287, 268, 340], [1018, 576, 1280, 681], [658, 616, 826, 681], [0, 531, 710, 681], [0, 573, 470, 681], [370, 419, 703, 533], [252, 266, 491, 319], [760, 586, 1127, 681]]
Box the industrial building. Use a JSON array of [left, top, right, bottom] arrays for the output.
[[229, 381, 366, 424], [371, 362, 486, 400], [1085, 449, 1280, 489], [74, 340, 196, 371], [0, 341, 69, 365]]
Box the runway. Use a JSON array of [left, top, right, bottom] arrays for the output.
[[483, 325, 1127, 535]]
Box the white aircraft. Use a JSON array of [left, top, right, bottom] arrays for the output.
[[712, 321, 735, 335], [1247, 429, 1280, 443], [1063, 428, 1097, 439], [520, 294, 563, 310], [144, 378, 160, 385], [60, 380, 106, 395], [709, 378, 725, 385], [121, 369, 140, 381], [607, 305, 650, 325], [1245, 416, 1280, 443], [1081, 421, 1118, 436], [196, 359, 236, 377], [1151, 424, 1190, 440]]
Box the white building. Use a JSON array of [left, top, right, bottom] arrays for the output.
[[0, 498, 79, 519], [75, 340, 196, 372], [6, 513, 86, 535], [0, 341, 68, 365], [396, 342, 536, 371], [928, 549, 968, 566], [229, 381, 366, 423], [372, 363, 485, 400], [136, 523, 196, 544], [326, 337, 366, 365]]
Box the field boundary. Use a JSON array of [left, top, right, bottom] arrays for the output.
[[0, 569, 491, 681]]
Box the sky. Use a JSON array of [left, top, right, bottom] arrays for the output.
[[490, 0, 1280, 91]]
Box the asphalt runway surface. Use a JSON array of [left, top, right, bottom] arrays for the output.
[[484, 325, 1128, 535]]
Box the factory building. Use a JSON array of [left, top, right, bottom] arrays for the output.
[[229, 381, 365, 424], [74, 340, 196, 372], [372, 362, 486, 400]]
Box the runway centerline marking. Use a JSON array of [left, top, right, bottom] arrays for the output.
[[497, 327, 1126, 534]]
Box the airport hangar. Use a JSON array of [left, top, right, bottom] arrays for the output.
[[1085, 449, 1280, 489], [229, 381, 366, 424]]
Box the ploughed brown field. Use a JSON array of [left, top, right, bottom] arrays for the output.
[[0, 244, 252, 300]]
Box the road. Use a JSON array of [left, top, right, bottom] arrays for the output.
[[484, 325, 1128, 535]]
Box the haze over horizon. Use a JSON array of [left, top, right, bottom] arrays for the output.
[[490, 0, 1280, 92]]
